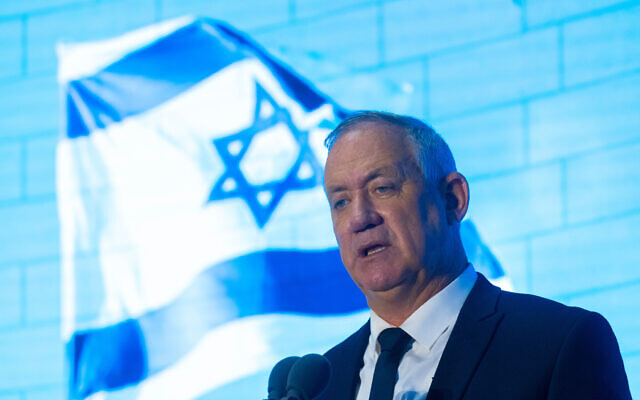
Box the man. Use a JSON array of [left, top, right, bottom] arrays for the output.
[[317, 111, 631, 400]]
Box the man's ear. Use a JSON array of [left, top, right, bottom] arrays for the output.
[[442, 172, 469, 225]]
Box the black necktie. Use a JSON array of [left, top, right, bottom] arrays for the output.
[[369, 328, 413, 400]]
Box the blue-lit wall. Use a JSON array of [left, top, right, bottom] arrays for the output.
[[1, 0, 639, 399]]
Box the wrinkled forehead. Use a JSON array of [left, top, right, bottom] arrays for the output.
[[323, 123, 422, 187], [325, 122, 419, 168], [329, 120, 415, 154]]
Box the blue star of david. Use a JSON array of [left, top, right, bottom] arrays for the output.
[[207, 82, 324, 228]]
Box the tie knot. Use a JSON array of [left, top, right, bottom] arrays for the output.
[[377, 328, 412, 353]]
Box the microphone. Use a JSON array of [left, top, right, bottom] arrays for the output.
[[283, 353, 331, 400], [267, 356, 300, 400]]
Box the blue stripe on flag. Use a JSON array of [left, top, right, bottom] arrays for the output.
[[68, 248, 364, 398], [68, 319, 147, 398], [65, 18, 343, 139], [65, 20, 246, 138]]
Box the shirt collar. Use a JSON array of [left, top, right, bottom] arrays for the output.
[[369, 264, 477, 351]]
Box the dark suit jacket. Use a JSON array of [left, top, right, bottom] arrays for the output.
[[319, 274, 631, 400]]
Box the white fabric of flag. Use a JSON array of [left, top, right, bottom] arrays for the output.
[[56, 16, 508, 400]]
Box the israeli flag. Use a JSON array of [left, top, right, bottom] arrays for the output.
[[57, 16, 509, 400]]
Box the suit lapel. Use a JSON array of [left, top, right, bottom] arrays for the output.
[[426, 274, 503, 400]]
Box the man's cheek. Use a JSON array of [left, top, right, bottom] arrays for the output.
[[335, 233, 349, 254]]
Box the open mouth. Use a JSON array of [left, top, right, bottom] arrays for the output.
[[363, 244, 387, 257]]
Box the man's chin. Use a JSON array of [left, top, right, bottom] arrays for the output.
[[361, 277, 406, 298]]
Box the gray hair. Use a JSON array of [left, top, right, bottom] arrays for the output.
[[324, 111, 457, 185]]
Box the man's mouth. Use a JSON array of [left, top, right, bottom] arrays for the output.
[[364, 245, 387, 257]]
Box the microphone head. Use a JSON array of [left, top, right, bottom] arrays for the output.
[[286, 353, 331, 400], [268, 356, 300, 399]]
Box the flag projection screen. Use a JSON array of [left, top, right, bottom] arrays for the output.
[[2, 1, 639, 399], [57, 17, 507, 400]]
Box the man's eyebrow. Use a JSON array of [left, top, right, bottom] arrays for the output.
[[364, 167, 391, 182], [326, 185, 347, 195], [364, 165, 405, 185]]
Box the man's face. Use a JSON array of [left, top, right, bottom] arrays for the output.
[[324, 122, 449, 300]]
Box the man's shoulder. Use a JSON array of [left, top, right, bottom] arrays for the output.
[[493, 287, 611, 342], [469, 275, 611, 343], [492, 290, 630, 398], [470, 274, 596, 332], [498, 289, 589, 320], [498, 289, 582, 313]]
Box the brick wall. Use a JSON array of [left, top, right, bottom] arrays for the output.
[[0, 0, 639, 398]]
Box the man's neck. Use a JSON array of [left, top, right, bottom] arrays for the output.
[[368, 264, 467, 326]]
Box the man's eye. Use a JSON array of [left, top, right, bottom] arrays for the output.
[[334, 199, 347, 209], [375, 185, 391, 194]]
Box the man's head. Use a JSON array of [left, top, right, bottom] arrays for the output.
[[323, 111, 470, 322]]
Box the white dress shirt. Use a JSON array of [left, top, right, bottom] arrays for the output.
[[355, 265, 477, 400]]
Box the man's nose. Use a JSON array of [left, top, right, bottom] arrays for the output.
[[349, 194, 382, 233]]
